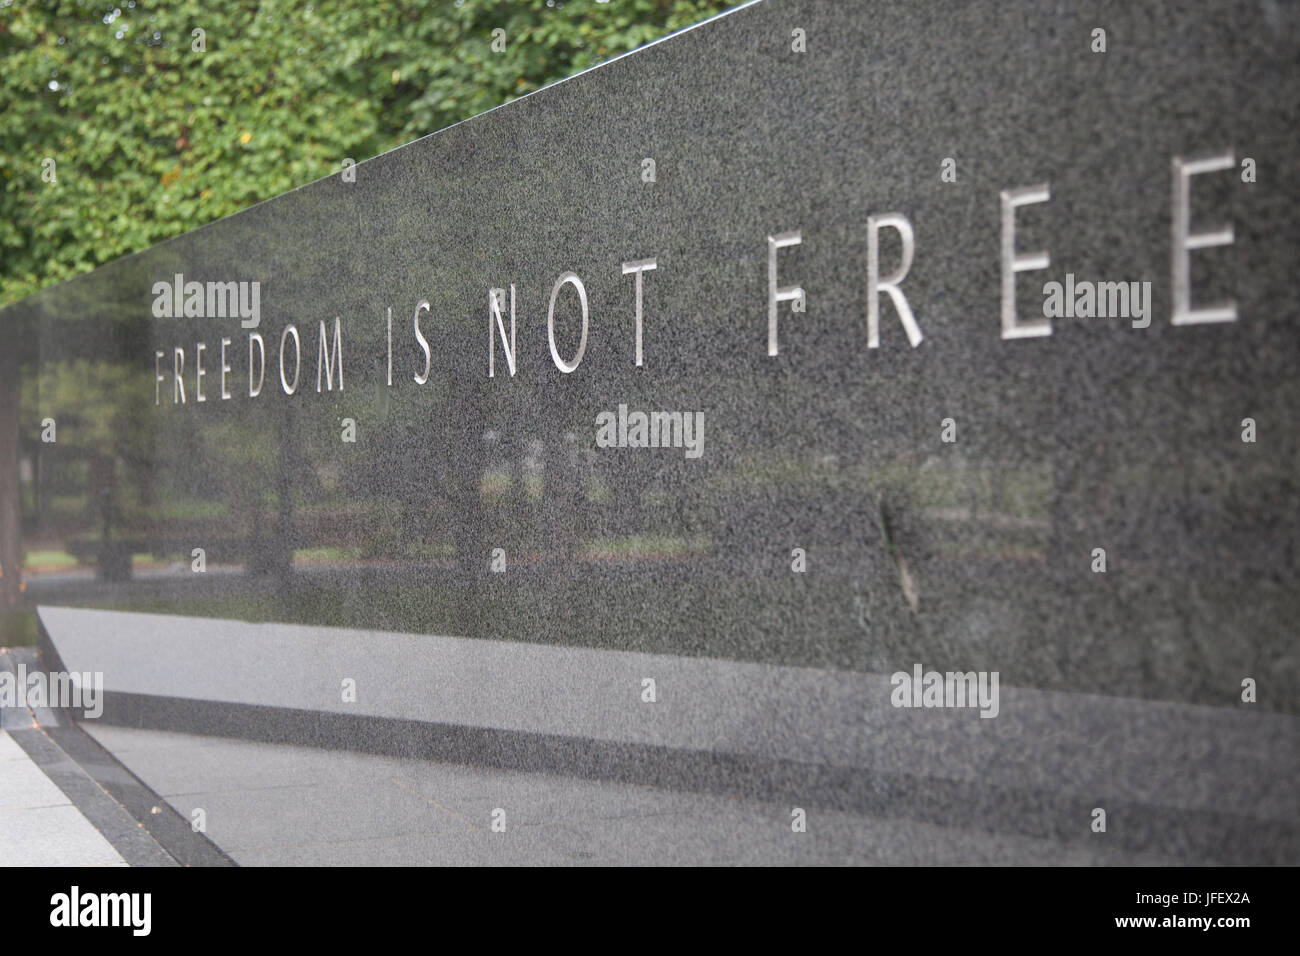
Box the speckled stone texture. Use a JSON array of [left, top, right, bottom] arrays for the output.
[[38, 606, 1300, 863], [1, 0, 1297, 820]]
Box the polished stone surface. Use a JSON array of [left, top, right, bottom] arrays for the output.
[[1, 0, 1298, 863], [86, 725, 1182, 866], [4, 0, 1296, 704], [39, 607, 1299, 820], [41, 606, 1300, 863]]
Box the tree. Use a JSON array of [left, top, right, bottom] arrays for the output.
[[0, 0, 732, 308]]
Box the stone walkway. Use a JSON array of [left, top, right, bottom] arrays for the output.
[[0, 729, 126, 866]]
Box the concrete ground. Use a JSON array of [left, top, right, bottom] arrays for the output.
[[0, 729, 126, 867]]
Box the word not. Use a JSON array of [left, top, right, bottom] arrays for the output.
[[0, 664, 102, 719], [890, 663, 999, 718], [152, 273, 261, 329], [483, 259, 658, 377], [595, 404, 704, 459], [1042, 273, 1153, 328], [50, 887, 151, 936]]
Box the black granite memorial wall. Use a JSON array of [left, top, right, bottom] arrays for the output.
[[1, 1, 1297, 860]]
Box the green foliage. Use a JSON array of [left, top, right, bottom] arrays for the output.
[[0, 0, 732, 307]]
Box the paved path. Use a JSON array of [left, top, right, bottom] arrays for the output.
[[0, 729, 126, 867]]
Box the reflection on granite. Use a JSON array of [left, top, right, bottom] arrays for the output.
[[2, 0, 1298, 722]]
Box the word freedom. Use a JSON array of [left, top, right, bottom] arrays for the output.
[[151, 149, 1241, 406]]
